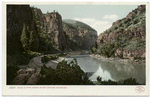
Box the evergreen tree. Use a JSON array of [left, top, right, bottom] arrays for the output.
[[21, 23, 29, 51]]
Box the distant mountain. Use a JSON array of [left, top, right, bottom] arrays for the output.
[[95, 5, 146, 59], [63, 19, 97, 50], [63, 19, 96, 32]]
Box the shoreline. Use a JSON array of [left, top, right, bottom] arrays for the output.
[[90, 54, 145, 66]]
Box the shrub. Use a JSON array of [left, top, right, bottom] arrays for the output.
[[38, 64, 57, 85], [97, 76, 102, 82], [26, 51, 42, 57], [120, 78, 139, 85], [114, 26, 118, 30], [99, 41, 121, 57], [91, 47, 97, 54], [96, 77, 139, 85], [133, 19, 139, 24], [119, 23, 123, 27], [55, 58, 85, 85], [39, 58, 93, 85]]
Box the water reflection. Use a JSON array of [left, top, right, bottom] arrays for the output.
[[63, 55, 145, 84]]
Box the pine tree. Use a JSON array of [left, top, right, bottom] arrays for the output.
[[21, 23, 29, 51]]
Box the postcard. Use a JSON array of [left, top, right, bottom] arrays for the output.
[[2, 2, 149, 96]]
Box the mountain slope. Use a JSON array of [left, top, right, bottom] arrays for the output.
[[63, 19, 96, 31], [63, 19, 97, 50], [95, 5, 145, 59]]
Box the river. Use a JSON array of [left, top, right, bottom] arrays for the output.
[[56, 55, 145, 85]]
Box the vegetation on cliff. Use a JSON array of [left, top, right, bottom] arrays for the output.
[[93, 5, 146, 60]]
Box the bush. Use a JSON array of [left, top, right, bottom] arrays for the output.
[[133, 19, 139, 24], [97, 76, 102, 82], [7, 64, 20, 85], [96, 77, 139, 85], [39, 58, 93, 85], [114, 26, 118, 30], [99, 41, 121, 57], [119, 78, 139, 85], [119, 23, 123, 27], [91, 47, 97, 54], [56, 58, 91, 85], [38, 64, 57, 85]]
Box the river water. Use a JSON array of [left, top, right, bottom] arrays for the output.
[[58, 55, 145, 85]]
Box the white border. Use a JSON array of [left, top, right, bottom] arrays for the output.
[[2, 2, 149, 96]]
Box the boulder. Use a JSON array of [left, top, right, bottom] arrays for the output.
[[26, 73, 41, 85], [11, 73, 32, 85]]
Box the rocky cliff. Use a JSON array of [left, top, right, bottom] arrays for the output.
[[7, 5, 39, 54], [96, 5, 146, 59], [32, 8, 97, 51], [7, 5, 98, 68]]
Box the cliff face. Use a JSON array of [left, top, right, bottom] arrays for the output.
[[96, 5, 146, 59], [7, 5, 39, 54], [44, 12, 66, 50], [63, 19, 97, 50], [32, 8, 97, 51], [7, 5, 98, 54], [32, 8, 66, 51]]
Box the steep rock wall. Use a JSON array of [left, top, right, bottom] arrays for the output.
[[7, 5, 39, 53], [96, 5, 146, 59]]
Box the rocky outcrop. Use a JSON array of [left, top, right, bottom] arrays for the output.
[[137, 5, 146, 15], [26, 73, 41, 85], [12, 68, 42, 85], [96, 5, 146, 59], [44, 12, 66, 49], [112, 19, 122, 26], [126, 12, 136, 20], [115, 48, 145, 60], [12, 73, 32, 85], [97, 25, 145, 46]]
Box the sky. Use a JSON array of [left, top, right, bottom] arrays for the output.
[[31, 4, 139, 35]]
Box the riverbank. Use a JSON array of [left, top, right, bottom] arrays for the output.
[[90, 54, 145, 66]]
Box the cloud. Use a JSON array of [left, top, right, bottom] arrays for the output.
[[103, 14, 118, 20], [74, 18, 112, 35]]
